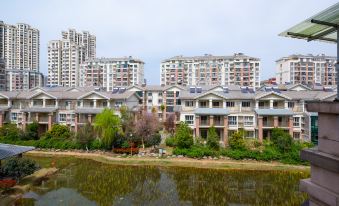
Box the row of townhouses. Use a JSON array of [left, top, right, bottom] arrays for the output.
[[0, 84, 336, 144]]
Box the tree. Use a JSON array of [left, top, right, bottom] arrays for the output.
[[175, 122, 193, 149], [24, 121, 39, 140], [271, 128, 292, 152], [94, 108, 121, 149], [228, 130, 246, 150], [146, 133, 162, 148], [44, 124, 71, 139], [207, 126, 219, 150], [76, 123, 96, 150], [0, 124, 23, 141], [1, 157, 40, 179], [135, 112, 159, 149], [160, 104, 165, 112], [119, 105, 134, 136], [164, 113, 176, 134]]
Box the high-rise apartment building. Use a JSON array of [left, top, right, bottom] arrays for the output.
[[79, 57, 144, 91], [48, 29, 96, 87], [0, 58, 6, 91], [276, 54, 337, 86], [160, 53, 260, 87], [0, 21, 42, 91]]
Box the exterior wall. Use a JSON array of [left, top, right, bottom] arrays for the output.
[[276, 54, 337, 85], [160, 53, 260, 87], [6, 70, 43, 91]]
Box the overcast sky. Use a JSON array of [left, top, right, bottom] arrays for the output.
[[2, 0, 338, 84]]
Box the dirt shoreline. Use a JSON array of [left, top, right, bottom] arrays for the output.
[[26, 150, 310, 171]]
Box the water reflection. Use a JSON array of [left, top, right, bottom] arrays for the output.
[[16, 157, 308, 206]]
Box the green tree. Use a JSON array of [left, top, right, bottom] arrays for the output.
[[24, 121, 39, 140], [271, 128, 292, 152], [44, 124, 71, 139], [228, 130, 246, 150], [175, 122, 193, 149], [94, 108, 121, 149], [0, 124, 23, 141], [207, 126, 220, 150], [1, 157, 40, 179], [76, 123, 96, 150]]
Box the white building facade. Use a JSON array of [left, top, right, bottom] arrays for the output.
[[160, 53, 260, 88], [276, 54, 337, 86]]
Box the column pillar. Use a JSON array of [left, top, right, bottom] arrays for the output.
[[22, 112, 27, 131], [7, 100, 11, 107], [48, 113, 53, 130], [195, 100, 199, 108], [223, 100, 226, 108], [74, 114, 78, 132], [107, 101, 110, 108], [80, 100, 84, 108], [273, 116, 278, 127], [43, 99, 46, 107], [209, 115, 214, 126], [35, 113, 39, 122], [55, 100, 59, 108], [0, 112, 3, 127], [284, 101, 288, 109], [88, 114, 92, 125], [209, 99, 212, 108], [258, 116, 263, 142], [289, 116, 294, 136], [269, 100, 274, 109], [93, 100, 97, 108], [223, 116, 228, 145], [255, 101, 259, 109], [195, 115, 200, 138]]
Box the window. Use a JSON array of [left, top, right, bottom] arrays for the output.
[[293, 117, 300, 127], [11, 113, 17, 121], [70, 114, 75, 122], [158, 92, 162, 96], [228, 116, 237, 126], [185, 101, 194, 107], [242, 101, 251, 107], [273, 101, 278, 108], [103, 101, 108, 107], [148, 92, 152, 96], [293, 132, 300, 139], [200, 101, 207, 108], [185, 115, 194, 124], [244, 116, 253, 126], [59, 113, 66, 122], [148, 99, 152, 103], [212, 101, 220, 108], [288, 102, 295, 108], [158, 99, 163, 104], [245, 131, 254, 138], [259, 102, 265, 107], [226, 101, 235, 107]]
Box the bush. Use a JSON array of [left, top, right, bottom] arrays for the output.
[[207, 126, 219, 150], [146, 133, 161, 148], [89, 139, 104, 150], [76, 123, 96, 148], [0, 124, 23, 141], [23, 121, 39, 140], [271, 128, 292, 152], [44, 124, 71, 139], [121, 141, 130, 148], [228, 130, 246, 150], [165, 137, 176, 147], [175, 122, 193, 149], [1, 157, 40, 179]]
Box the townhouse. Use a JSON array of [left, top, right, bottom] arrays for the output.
[[0, 86, 140, 134]]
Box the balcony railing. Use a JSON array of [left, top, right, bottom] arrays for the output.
[[263, 121, 274, 127], [200, 120, 209, 126]]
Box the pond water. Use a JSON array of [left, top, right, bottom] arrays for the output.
[[14, 156, 309, 206]]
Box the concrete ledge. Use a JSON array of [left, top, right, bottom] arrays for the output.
[[318, 138, 339, 156], [312, 165, 339, 194], [306, 102, 339, 114], [301, 148, 339, 173], [300, 179, 339, 206]]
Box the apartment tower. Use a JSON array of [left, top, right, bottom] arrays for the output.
[[48, 29, 96, 87], [160, 53, 260, 87], [276, 54, 337, 86]]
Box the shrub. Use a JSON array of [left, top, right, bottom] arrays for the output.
[[0, 124, 23, 141], [207, 126, 219, 150], [271, 128, 292, 152], [89, 139, 104, 150], [228, 130, 246, 150], [44, 124, 71, 139], [23, 121, 39, 140], [165, 136, 176, 147], [76, 123, 96, 149], [146, 133, 162, 148], [175, 122, 193, 149], [121, 141, 130, 148], [1, 157, 40, 179]]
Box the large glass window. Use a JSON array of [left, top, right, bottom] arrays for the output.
[[226, 101, 235, 107], [59, 113, 67, 122], [242, 101, 251, 107], [185, 115, 194, 125], [293, 117, 300, 127], [228, 116, 237, 126], [11, 113, 17, 121]]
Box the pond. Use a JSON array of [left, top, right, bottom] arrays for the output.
[[13, 156, 308, 206]]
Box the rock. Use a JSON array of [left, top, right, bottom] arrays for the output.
[[178, 155, 184, 158], [203, 156, 207, 159], [172, 155, 176, 158], [213, 157, 218, 160]]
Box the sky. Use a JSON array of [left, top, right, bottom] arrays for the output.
[[2, 0, 338, 84]]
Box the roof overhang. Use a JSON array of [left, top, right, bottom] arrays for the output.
[[255, 109, 294, 116], [0, 144, 35, 160], [21, 107, 57, 113], [194, 108, 229, 116], [280, 3, 339, 43]]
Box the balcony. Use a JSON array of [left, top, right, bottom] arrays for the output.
[[263, 121, 274, 127]]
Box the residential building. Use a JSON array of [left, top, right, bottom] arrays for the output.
[[0, 58, 6, 91], [0, 21, 39, 71], [0, 21, 43, 91], [79, 57, 144, 91], [47, 29, 96, 87], [276, 54, 337, 86], [260, 77, 276, 86], [160, 53, 260, 87]]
